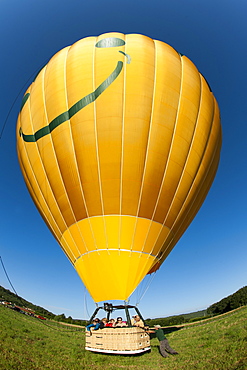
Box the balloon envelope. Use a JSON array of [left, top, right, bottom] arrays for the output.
[[17, 32, 221, 302]]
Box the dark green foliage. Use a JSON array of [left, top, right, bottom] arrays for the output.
[[0, 286, 88, 326], [54, 314, 66, 322], [72, 318, 88, 326], [145, 310, 208, 327], [207, 286, 247, 315], [146, 315, 186, 327], [0, 286, 55, 319]]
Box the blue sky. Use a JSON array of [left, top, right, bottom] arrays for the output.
[[0, 0, 246, 320]]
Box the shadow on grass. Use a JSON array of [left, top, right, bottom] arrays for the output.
[[148, 326, 183, 339], [163, 326, 184, 334]]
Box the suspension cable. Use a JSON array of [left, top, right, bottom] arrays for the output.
[[0, 255, 18, 296], [0, 59, 49, 140], [84, 286, 91, 319], [135, 272, 156, 306]]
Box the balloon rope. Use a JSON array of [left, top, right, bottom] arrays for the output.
[[0, 256, 18, 296], [135, 272, 156, 306], [83, 286, 91, 319], [0, 59, 49, 141]]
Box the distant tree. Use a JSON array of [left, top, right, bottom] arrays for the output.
[[55, 313, 66, 322], [207, 286, 247, 315], [73, 319, 87, 326], [66, 316, 73, 324]]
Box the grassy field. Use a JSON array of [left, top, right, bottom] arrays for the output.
[[0, 305, 246, 370]]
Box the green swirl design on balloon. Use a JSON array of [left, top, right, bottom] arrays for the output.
[[20, 37, 130, 143]]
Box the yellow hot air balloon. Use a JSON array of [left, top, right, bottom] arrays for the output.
[[16, 32, 222, 303]]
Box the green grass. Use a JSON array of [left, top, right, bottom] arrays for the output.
[[0, 305, 246, 369]]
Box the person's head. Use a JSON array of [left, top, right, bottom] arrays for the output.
[[109, 319, 115, 323], [154, 324, 161, 330], [101, 317, 108, 323], [133, 315, 141, 321], [93, 318, 100, 323], [116, 317, 122, 322]]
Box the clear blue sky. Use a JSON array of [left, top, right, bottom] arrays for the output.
[[0, 0, 246, 320]]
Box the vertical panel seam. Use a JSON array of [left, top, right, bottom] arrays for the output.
[[159, 124, 221, 263], [48, 47, 82, 258], [42, 55, 78, 261], [24, 68, 77, 262], [128, 37, 157, 254], [166, 83, 216, 232], [64, 44, 89, 253], [137, 39, 158, 255], [157, 95, 219, 262], [163, 65, 203, 225], [93, 35, 108, 253], [119, 33, 127, 251], [149, 52, 183, 257]]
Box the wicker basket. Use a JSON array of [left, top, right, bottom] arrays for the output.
[[85, 326, 150, 354]]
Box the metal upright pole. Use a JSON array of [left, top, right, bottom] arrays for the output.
[[124, 305, 131, 326]]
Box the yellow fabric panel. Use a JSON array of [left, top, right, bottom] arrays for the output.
[[150, 226, 173, 257], [43, 45, 89, 221], [89, 216, 107, 250], [37, 135, 76, 228], [164, 75, 215, 227], [155, 138, 221, 271], [74, 217, 97, 252], [17, 100, 68, 236], [61, 215, 166, 259], [49, 121, 87, 221], [60, 226, 83, 262], [43, 47, 69, 123], [58, 242, 76, 263], [153, 98, 221, 269], [40, 49, 76, 226], [28, 69, 46, 134], [19, 55, 76, 231], [17, 144, 54, 239], [61, 217, 107, 259], [74, 250, 156, 302], [66, 37, 103, 217], [17, 140, 65, 239], [119, 216, 136, 249], [138, 41, 181, 219], [94, 33, 125, 214], [104, 216, 120, 248], [66, 37, 95, 107], [131, 217, 150, 252], [121, 34, 155, 215], [154, 55, 201, 224], [142, 221, 163, 254], [152, 117, 221, 272]]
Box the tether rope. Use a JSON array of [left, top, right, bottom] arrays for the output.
[[135, 272, 156, 306], [0, 255, 18, 296], [0, 59, 49, 140]]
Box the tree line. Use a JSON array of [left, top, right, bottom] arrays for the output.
[[144, 286, 247, 326], [206, 286, 247, 315], [1, 284, 246, 326]]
